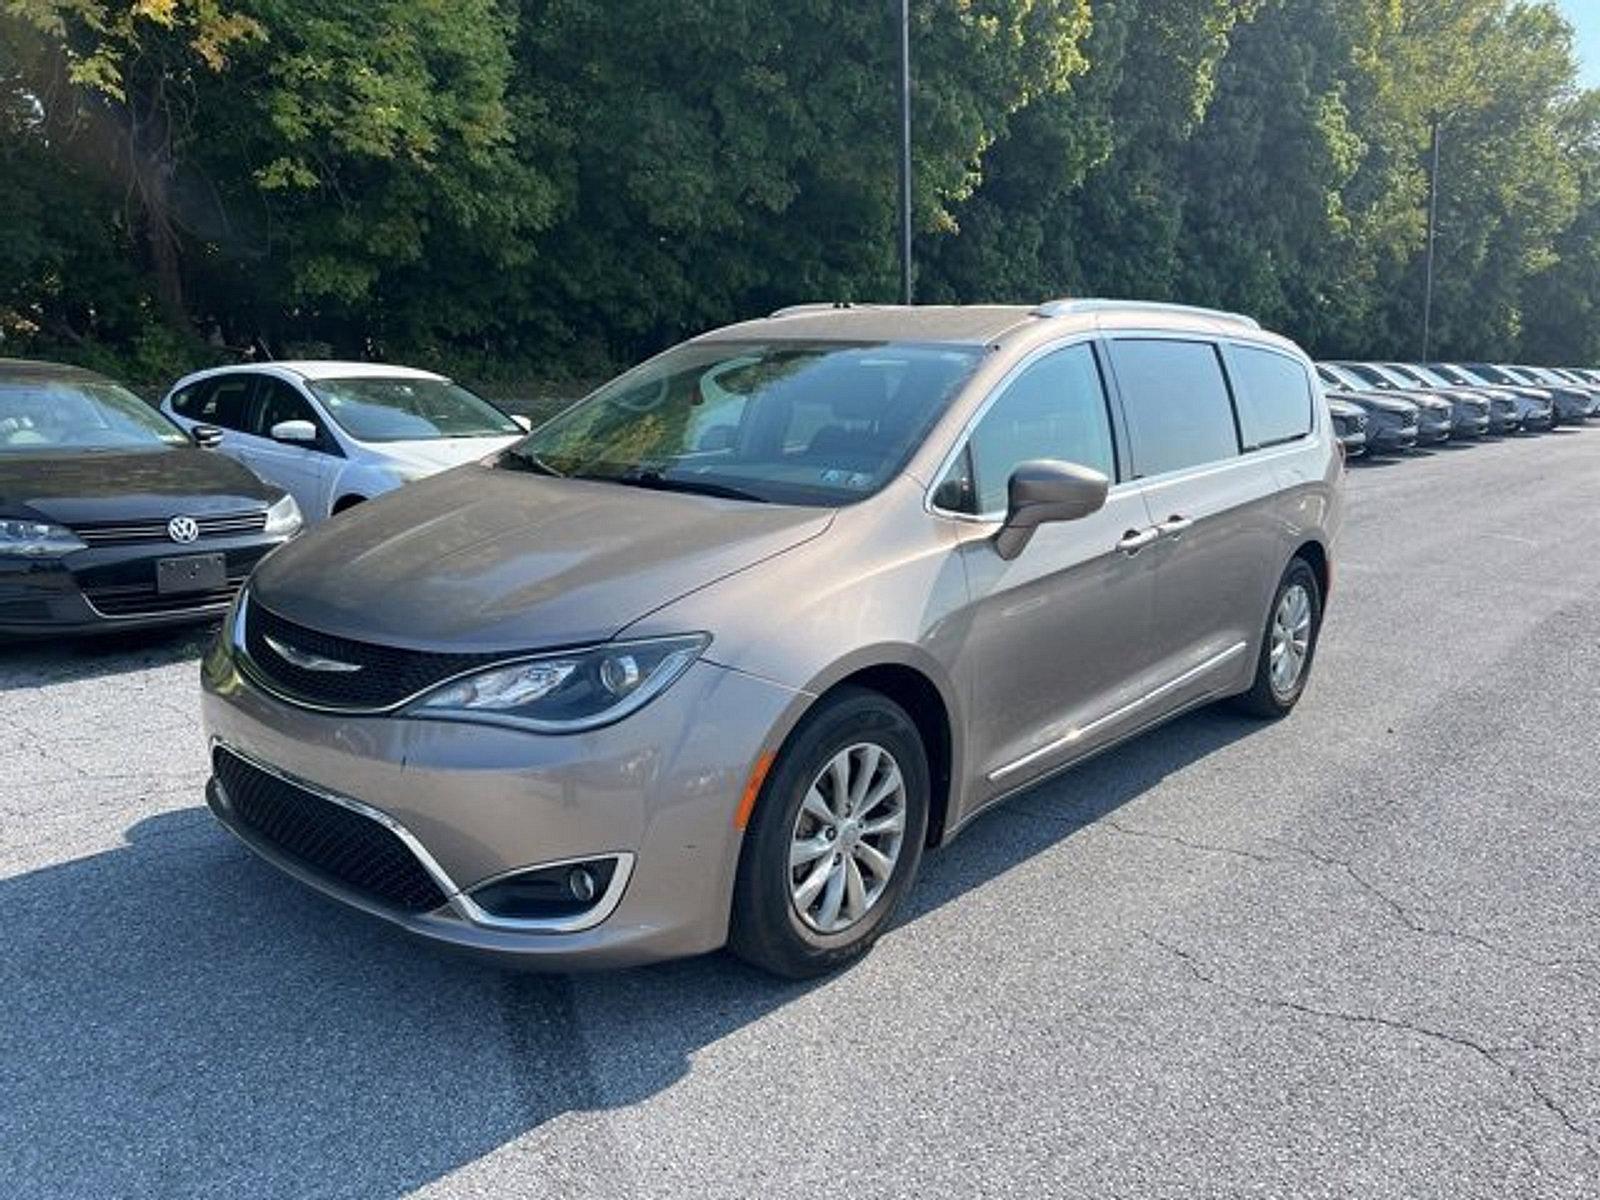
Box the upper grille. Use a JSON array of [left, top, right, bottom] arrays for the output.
[[240, 599, 507, 710], [71, 510, 267, 546], [213, 746, 448, 913]]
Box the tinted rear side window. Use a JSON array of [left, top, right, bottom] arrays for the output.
[[1106, 339, 1238, 477], [1229, 346, 1313, 450]]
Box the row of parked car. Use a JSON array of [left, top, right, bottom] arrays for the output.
[[0, 358, 528, 635], [1320, 361, 1600, 456], [3, 346, 1595, 638]]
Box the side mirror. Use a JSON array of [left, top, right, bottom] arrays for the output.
[[512, 414, 533, 432], [270, 419, 319, 444], [191, 423, 225, 449], [994, 460, 1110, 561]]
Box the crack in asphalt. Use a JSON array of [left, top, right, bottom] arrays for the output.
[[1077, 812, 1600, 985], [1142, 932, 1598, 1154]]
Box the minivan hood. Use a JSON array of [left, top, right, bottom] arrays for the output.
[[0, 448, 277, 525], [249, 465, 835, 651]]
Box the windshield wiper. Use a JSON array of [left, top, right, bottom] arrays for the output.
[[591, 470, 769, 504]]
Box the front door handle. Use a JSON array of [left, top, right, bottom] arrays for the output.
[[1157, 514, 1194, 540], [1117, 527, 1160, 555]]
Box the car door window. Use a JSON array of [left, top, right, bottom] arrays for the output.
[[935, 342, 1116, 516], [183, 377, 253, 430], [1106, 339, 1239, 478], [249, 378, 324, 446], [1228, 346, 1314, 451]]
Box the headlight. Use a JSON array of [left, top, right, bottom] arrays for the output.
[[0, 519, 87, 558], [406, 634, 710, 732], [263, 494, 303, 537], [391, 463, 434, 484]]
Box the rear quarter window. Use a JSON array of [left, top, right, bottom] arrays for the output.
[[1106, 339, 1239, 477], [1228, 346, 1314, 450]]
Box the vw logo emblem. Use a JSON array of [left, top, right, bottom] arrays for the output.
[[167, 516, 200, 544]]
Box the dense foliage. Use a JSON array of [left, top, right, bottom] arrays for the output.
[[2, 0, 1596, 384]]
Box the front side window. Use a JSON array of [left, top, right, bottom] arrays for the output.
[[1229, 346, 1313, 451], [1107, 339, 1239, 477], [250, 378, 321, 439], [0, 376, 188, 454], [308, 377, 520, 443], [503, 341, 982, 506], [934, 343, 1115, 515]]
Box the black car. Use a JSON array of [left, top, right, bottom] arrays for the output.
[[1328, 397, 1368, 458], [1323, 362, 1454, 441], [0, 360, 302, 636], [1323, 388, 1419, 455]]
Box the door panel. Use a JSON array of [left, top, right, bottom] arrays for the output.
[[955, 488, 1160, 798], [240, 377, 337, 516], [1104, 337, 1291, 708], [930, 340, 1165, 801]]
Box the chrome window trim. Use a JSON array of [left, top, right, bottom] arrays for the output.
[[210, 738, 635, 934]]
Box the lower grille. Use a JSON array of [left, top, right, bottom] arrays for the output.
[[213, 747, 448, 913], [84, 575, 246, 617]]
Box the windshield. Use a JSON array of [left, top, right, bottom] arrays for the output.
[[1466, 364, 1517, 385], [1338, 363, 1400, 390], [307, 377, 520, 443], [1402, 364, 1454, 387], [1318, 363, 1367, 391], [1380, 364, 1430, 387], [0, 376, 188, 454], [503, 341, 982, 506]]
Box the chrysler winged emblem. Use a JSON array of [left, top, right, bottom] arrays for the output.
[[263, 634, 363, 673]]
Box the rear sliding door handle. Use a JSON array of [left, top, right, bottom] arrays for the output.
[[1157, 515, 1194, 539], [1117, 527, 1160, 555]]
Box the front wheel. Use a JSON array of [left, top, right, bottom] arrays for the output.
[[729, 688, 930, 978], [1230, 557, 1323, 719]]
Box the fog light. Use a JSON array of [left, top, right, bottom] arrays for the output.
[[469, 857, 620, 921], [567, 866, 598, 903]]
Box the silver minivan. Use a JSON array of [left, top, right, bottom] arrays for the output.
[[200, 301, 1342, 976]]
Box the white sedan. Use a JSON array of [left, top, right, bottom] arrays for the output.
[[160, 362, 529, 523]]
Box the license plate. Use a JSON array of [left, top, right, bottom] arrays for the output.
[[156, 553, 227, 595]]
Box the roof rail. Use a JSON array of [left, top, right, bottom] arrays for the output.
[[767, 301, 879, 318], [1033, 298, 1261, 330]]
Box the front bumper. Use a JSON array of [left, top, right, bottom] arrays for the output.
[[201, 638, 806, 969], [1451, 412, 1491, 436], [1417, 413, 1453, 442], [1367, 423, 1419, 453], [0, 536, 284, 636]]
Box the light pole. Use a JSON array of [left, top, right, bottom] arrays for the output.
[[896, 0, 912, 305], [1422, 116, 1442, 360]]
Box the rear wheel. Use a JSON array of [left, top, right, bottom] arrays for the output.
[[1230, 558, 1322, 719], [729, 688, 929, 978]]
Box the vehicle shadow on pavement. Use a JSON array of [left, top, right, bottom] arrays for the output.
[[0, 708, 1253, 1197], [0, 623, 212, 692]]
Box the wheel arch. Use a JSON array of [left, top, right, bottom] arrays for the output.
[[1292, 538, 1331, 602], [757, 650, 962, 850]]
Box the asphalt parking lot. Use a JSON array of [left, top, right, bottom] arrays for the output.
[[3, 429, 1598, 1199]]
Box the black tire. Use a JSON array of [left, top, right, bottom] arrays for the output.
[[729, 687, 930, 979], [1230, 557, 1323, 719], [332, 495, 365, 515]]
